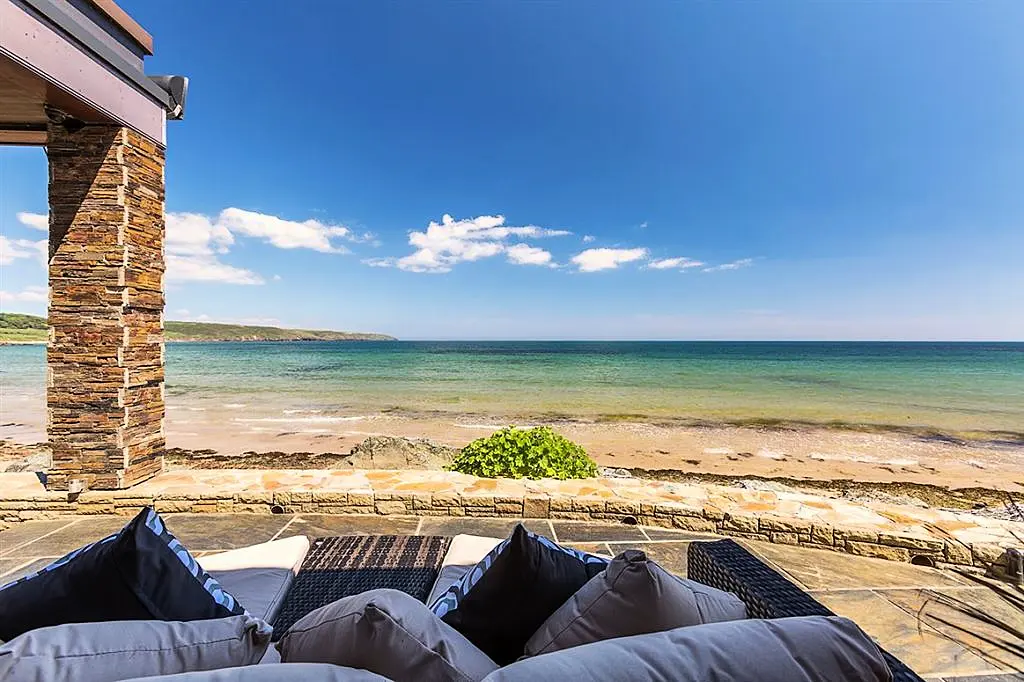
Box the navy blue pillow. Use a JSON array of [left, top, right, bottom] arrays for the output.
[[430, 524, 608, 665], [0, 507, 245, 641]]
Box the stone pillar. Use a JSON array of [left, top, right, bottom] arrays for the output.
[[45, 121, 166, 491]]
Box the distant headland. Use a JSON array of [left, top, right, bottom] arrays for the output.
[[0, 313, 395, 344]]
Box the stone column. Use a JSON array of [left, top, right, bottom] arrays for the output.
[[45, 121, 166, 491]]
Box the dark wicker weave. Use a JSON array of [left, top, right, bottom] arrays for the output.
[[688, 540, 925, 682], [271, 535, 451, 640]]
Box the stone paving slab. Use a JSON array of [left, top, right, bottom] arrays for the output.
[[1, 468, 1021, 571], [2, 513, 1022, 678]]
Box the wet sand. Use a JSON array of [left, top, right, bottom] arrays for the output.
[[2, 397, 1022, 494]]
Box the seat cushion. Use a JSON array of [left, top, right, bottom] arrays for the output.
[[526, 549, 747, 656], [426, 534, 504, 606], [118, 663, 390, 681], [201, 535, 311, 623], [277, 588, 498, 682], [0, 507, 245, 641], [0, 615, 271, 682], [485, 616, 891, 682], [429, 524, 608, 666]]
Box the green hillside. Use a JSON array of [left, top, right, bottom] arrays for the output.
[[0, 313, 394, 343], [0, 313, 47, 342]]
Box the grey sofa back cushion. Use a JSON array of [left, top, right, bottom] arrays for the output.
[[277, 588, 498, 682], [526, 549, 746, 656], [201, 535, 311, 624], [489, 616, 892, 682], [118, 663, 391, 681], [0, 615, 271, 682]]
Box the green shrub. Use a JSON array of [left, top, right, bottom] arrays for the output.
[[448, 426, 598, 480]]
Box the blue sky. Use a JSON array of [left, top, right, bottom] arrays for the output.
[[2, 2, 1022, 340]]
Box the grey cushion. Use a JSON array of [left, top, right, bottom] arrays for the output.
[[0, 615, 271, 682], [526, 549, 746, 655], [277, 588, 498, 682], [118, 663, 390, 681], [201, 535, 311, 623], [488, 616, 891, 682]]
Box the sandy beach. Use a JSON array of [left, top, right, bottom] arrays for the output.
[[3, 396, 1023, 496]]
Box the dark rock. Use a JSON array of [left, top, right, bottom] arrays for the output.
[[348, 436, 457, 470]]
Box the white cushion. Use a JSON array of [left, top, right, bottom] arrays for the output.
[[0, 615, 271, 682], [426, 535, 503, 606], [277, 588, 498, 682], [119, 663, 390, 681], [201, 535, 310, 623], [486, 616, 891, 682]]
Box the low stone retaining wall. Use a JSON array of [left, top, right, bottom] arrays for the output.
[[0, 486, 1001, 572]]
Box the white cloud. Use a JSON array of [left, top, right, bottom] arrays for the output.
[[647, 257, 705, 270], [378, 214, 571, 273], [703, 258, 754, 273], [164, 208, 364, 286], [166, 253, 264, 285], [639, 221, 648, 229], [0, 285, 47, 305], [171, 312, 284, 326], [217, 208, 354, 254], [165, 212, 261, 285], [582, 235, 596, 243], [571, 247, 648, 273], [16, 212, 48, 231], [165, 212, 234, 257], [0, 235, 47, 266], [272, 274, 282, 281], [506, 243, 553, 267]]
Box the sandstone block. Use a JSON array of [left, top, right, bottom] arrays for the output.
[[347, 492, 374, 507], [153, 500, 192, 514], [523, 496, 550, 518], [771, 532, 800, 546], [760, 517, 813, 534], [845, 541, 910, 562], [572, 497, 606, 513], [809, 524, 835, 546], [943, 541, 973, 566], [550, 498, 574, 512], [971, 543, 1008, 567], [311, 492, 348, 504], [721, 514, 758, 534], [605, 500, 640, 516], [375, 500, 409, 515], [672, 516, 717, 533], [835, 529, 878, 544], [238, 492, 274, 505], [431, 493, 461, 507], [876, 533, 944, 552]]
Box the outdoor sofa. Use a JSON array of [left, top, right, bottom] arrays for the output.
[[0, 508, 921, 682]]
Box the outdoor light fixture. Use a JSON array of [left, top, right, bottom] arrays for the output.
[[150, 75, 189, 119]]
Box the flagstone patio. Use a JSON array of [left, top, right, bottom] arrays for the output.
[[1, 512, 1023, 680], [1, 468, 1021, 574]]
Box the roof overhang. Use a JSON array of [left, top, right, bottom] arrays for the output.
[[0, 0, 176, 146]]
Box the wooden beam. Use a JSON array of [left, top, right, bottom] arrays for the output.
[[83, 0, 153, 55], [0, 129, 47, 145]]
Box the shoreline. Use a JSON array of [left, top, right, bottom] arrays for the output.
[[5, 409, 1024, 497]]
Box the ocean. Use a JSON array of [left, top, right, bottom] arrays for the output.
[[2, 341, 1022, 437]]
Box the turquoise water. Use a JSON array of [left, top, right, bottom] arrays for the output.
[[2, 342, 1023, 436]]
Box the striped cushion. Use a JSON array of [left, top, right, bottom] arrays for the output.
[[0, 507, 246, 641]]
